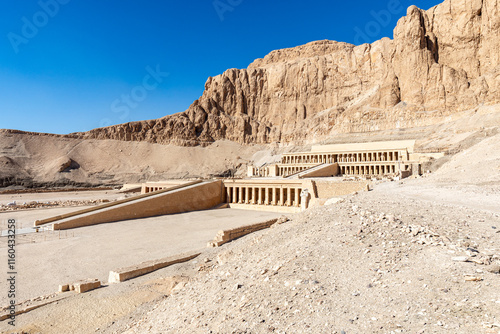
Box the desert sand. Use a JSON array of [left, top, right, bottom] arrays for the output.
[[0, 130, 498, 334]]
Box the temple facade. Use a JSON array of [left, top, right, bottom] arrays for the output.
[[248, 140, 427, 178]]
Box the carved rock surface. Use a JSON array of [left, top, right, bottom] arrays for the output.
[[76, 0, 500, 146]]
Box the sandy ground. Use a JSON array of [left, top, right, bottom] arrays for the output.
[[0, 121, 499, 333], [0, 207, 280, 308], [2, 172, 498, 334], [112, 179, 500, 334]]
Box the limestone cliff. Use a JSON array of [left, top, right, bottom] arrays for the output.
[[77, 0, 500, 146]]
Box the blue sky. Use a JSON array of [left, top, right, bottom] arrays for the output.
[[0, 0, 442, 134]]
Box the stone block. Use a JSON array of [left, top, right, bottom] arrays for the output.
[[58, 284, 69, 293], [108, 252, 200, 283], [71, 279, 101, 293]]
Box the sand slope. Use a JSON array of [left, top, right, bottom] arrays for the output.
[[0, 131, 265, 187]]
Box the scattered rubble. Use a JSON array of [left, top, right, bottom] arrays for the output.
[[0, 199, 111, 212]]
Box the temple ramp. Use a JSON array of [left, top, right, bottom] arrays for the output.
[[34, 181, 203, 227], [37, 180, 224, 230], [286, 163, 338, 179]]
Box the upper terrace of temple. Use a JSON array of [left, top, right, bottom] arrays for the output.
[[248, 140, 429, 178], [281, 140, 415, 165]]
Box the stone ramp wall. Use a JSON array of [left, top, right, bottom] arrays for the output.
[[314, 180, 369, 199], [34, 180, 202, 227], [49, 180, 224, 230], [297, 163, 339, 179]]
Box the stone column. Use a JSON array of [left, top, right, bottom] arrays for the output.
[[294, 188, 300, 207], [226, 186, 231, 203], [264, 187, 270, 205], [251, 187, 256, 204], [300, 188, 309, 211], [286, 188, 292, 206], [279, 187, 284, 206], [245, 187, 250, 204], [232, 187, 237, 203], [272, 187, 277, 205]]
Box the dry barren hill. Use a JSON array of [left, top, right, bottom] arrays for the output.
[[74, 0, 500, 146], [0, 131, 264, 188], [1, 0, 500, 188]]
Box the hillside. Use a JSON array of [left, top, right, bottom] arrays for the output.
[[73, 0, 499, 146]]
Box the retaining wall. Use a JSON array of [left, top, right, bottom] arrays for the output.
[[50, 181, 223, 230]]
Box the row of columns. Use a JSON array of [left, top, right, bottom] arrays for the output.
[[338, 151, 400, 163], [252, 167, 269, 177], [282, 151, 404, 165], [144, 186, 166, 193], [341, 164, 397, 175], [225, 186, 302, 207], [279, 166, 309, 177], [282, 154, 334, 164]]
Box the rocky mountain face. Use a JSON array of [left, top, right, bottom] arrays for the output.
[[77, 0, 500, 146]]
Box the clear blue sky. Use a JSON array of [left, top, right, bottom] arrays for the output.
[[0, 0, 442, 134]]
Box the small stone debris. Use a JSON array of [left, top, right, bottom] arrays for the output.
[[485, 264, 500, 274], [60, 279, 101, 294], [1, 199, 111, 212], [464, 276, 483, 282]]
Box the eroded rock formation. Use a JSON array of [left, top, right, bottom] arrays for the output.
[[77, 0, 500, 146]]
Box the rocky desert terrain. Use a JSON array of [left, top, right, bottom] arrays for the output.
[[2, 131, 499, 334], [1, 0, 500, 333]]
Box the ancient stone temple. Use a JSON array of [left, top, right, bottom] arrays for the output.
[[248, 140, 440, 179]]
